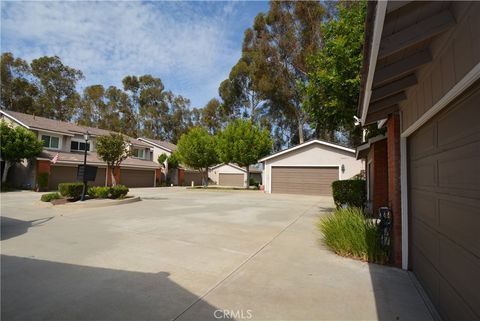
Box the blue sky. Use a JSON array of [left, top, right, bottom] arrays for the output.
[[1, 1, 269, 108]]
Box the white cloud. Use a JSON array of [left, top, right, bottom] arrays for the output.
[[1, 1, 248, 107]]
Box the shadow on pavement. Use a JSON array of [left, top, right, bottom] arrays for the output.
[[1, 255, 227, 321], [0, 216, 53, 240]]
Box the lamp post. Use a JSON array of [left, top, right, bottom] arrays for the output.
[[80, 131, 90, 201]]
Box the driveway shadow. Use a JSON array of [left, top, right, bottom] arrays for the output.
[[1, 255, 227, 321], [0, 216, 53, 240]]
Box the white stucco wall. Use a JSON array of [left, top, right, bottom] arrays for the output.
[[263, 142, 364, 193], [208, 164, 246, 184]]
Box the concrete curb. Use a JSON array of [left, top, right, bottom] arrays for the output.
[[37, 196, 141, 209]]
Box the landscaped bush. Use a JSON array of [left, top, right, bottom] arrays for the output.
[[249, 177, 260, 188], [88, 186, 111, 199], [40, 192, 62, 202], [110, 185, 129, 199], [331, 179, 366, 209], [58, 182, 84, 199], [318, 207, 388, 264], [37, 172, 49, 191]]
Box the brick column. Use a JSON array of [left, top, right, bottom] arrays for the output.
[[372, 139, 389, 215], [36, 160, 51, 191], [155, 168, 162, 187], [387, 113, 402, 267]]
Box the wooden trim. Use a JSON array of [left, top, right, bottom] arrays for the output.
[[378, 9, 456, 59], [373, 50, 431, 87], [370, 92, 406, 112], [401, 62, 480, 137], [371, 74, 417, 102]]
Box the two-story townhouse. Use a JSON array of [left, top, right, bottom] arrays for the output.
[[0, 110, 161, 190]]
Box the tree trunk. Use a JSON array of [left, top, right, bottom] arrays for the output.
[[2, 161, 11, 184], [245, 166, 250, 189], [111, 166, 117, 186], [298, 121, 305, 144], [204, 167, 209, 187]]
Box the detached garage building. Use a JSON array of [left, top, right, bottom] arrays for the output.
[[357, 1, 480, 320], [208, 163, 263, 187], [260, 140, 364, 196]]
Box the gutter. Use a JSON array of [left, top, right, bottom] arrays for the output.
[[358, 1, 388, 125]]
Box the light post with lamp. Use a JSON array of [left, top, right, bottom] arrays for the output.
[[80, 131, 90, 201]]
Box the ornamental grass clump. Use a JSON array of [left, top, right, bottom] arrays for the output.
[[319, 207, 388, 264]]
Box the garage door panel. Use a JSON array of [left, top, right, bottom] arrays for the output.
[[271, 167, 338, 196], [438, 199, 480, 257], [49, 166, 78, 190], [438, 237, 480, 312], [409, 82, 480, 320], [219, 173, 244, 187], [121, 169, 154, 188]]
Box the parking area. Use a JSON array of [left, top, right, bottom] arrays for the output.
[[1, 188, 433, 320]]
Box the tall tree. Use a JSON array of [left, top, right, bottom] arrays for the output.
[[0, 52, 39, 114], [99, 86, 137, 137], [194, 98, 227, 134], [176, 127, 218, 186], [304, 1, 366, 147], [78, 85, 106, 127], [216, 119, 272, 188], [136, 75, 167, 139], [30, 56, 83, 121], [0, 121, 43, 183], [240, 2, 326, 145]]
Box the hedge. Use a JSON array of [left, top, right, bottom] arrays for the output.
[[40, 192, 62, 202], [88, 185, 129, 199], [37, 172, 49, 191], [58, 182, 84, 199], [331, 179, 366, 209]]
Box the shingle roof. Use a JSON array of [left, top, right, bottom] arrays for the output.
[[39, 150, 159, 169], [138, 137, 177, 152], [0, 109, 150, 148]]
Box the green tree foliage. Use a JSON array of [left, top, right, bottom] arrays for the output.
[[31, 56, 84, 121], [157, 153, 168, 166], [192, 98, 227, 134], [216, 119, 272, 188], [304, 1, 366, 147], [176, 127, 218, 186], [0, 121, 43, 183], [78, 85, 105, 127], [237, 2, 326, 145], [95, 133, 130, 186], [1, 52, 39, 114], [167, 152, 180, 169]]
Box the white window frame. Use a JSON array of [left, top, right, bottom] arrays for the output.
[[40, 134, 61, 150]]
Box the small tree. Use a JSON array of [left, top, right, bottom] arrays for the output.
[[96, 133, 130, 186], [0, 121, 43, 184], [167, 152, 180, 169], [176, 127, 217, 186], [157, 153, 168, 169], [216, 119, 272, 188]]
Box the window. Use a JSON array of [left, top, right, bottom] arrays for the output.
[[41, 135, 60, 149], [132, 148, 145, 159], [71, 141, 90, 151]]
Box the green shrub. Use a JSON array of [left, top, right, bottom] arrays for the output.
[[319, 207, 388, 264], [110, 185, 129, 199], [37, 172, 49, 191], [331, 179, 366, 208], [249, 177, 260, 188], [88, 186, 111, 199], [58, 182, 84, 199], [40, 192, 62, 202]]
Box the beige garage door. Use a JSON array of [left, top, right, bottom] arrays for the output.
[[183, 171, 203, 186], [219, 173, 244, 187], [121, 169, 154, 188], [49, 166, 106, 190], [271, 166, 338, 196], [408, 82, 480, 320]]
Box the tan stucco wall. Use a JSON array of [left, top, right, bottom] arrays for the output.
[[263, 143, 364, 193], [152, 146, 172, 165], [208, 164, 246, 184], [400, 2, 480, 133]]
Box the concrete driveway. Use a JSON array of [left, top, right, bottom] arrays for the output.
[[1, 188, 433, 321]]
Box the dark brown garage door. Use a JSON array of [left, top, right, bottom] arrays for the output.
[[219, 173, 244, 187], [183, 171, 203, 186], [49, 166, 106, 190], [271, 166, 338, 195], [121, 169, 154, 188], [408, 82, 480, 320]]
